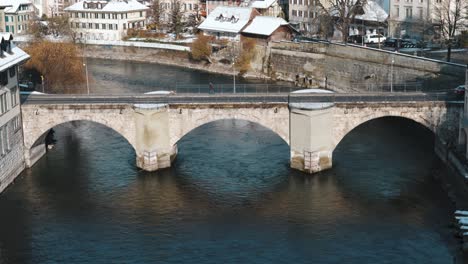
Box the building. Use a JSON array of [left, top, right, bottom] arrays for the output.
[[349, 1, 388, 37], [0, 0, 35, 34], [198, 6, 259, 40], [250, 0, 284, 17], [205, 0, 241, 15], [288, 0, 320, 33], [65, 0, 149, 41], [0, 33, 29, 193], [241, 16, 295, 44], [388, 0, 431, 38], [157, 0, 200, 22]]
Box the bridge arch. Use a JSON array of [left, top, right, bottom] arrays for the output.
[[27, 119, 137, 153], [333, 113, 437, 150], [169, 107, 290, 147]]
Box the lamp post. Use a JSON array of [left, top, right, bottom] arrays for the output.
[[83, 63, 89, 94], [390, 57, 394, 93], [232, 60, 236, 94], [40, 75, 44, 93]]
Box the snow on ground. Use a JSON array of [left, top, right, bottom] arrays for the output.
[[133, 103, 168, 109]]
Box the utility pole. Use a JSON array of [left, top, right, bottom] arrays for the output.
[[83, 63, 89, 94], [390, 57, 394, 92]]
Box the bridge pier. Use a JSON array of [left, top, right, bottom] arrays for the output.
[[289, 102, 335, 174], [134, 104, 175, 172]]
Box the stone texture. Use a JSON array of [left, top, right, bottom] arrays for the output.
[[20, 100, 462, 176]]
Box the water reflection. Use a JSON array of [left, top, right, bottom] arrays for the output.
[[0, 118, 457, 263]]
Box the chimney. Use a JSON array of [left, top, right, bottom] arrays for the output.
[[7, 34, 12, 54]]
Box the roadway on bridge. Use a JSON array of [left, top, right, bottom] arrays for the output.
[[20, 92, 459, 105]]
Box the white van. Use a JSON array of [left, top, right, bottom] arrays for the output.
[[364, 34, 386, 44]]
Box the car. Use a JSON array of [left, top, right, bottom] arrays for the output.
[[454, 85, 465, 97], [347, 35, 363, 44], [364, 34, 386, 44]]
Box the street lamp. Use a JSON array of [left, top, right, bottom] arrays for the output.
[[390, 57, 394, 93], [40, 75, 44, 93], [232, 60, 236, 94], [83, 63, 89, 94]]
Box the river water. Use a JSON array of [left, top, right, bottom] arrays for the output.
[[0, 116, 460, 263], [86, 58, 295, 94]]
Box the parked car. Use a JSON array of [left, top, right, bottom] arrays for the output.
[[454, 85, 466, 97], [384, 38, 417, 49], [347, 35, 363, 44], [364, 34, 386, 44]]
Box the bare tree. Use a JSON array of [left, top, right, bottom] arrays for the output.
[[433, 0, 467, 61], [169, 0, 183, 37], [149, 0, 163, 30], [318, 0, 366, 42]]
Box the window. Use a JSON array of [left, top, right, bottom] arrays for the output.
[[9, 67, 15, 78], [0, 124, 10, 155], [0, 92, 7, 115], [88, 23, 93, 29], [0, 71, 8, 86], [102, 23, 106, 29], [115, 24, 118, 30], [418, 7, 423, 19], [395, 6, 399, 17], [140, 11, 143, 17], [101, 13, 105, 19], [95, 23, 99, 29], [123, 23, 126, 29], [109, 24, 113, 30], [292, 10, 297, 16], [10, 86, 17, 107], [95, 13, 98, 18], [405, 7, 412, 18], [299, 10, 303, 17], [11, 115, 21, 132], [82, 23, 86, 28], [4, 16, 8, 22], [299, 0, 302, 4]]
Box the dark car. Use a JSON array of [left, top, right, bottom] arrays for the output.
[[384, 38, 417, 49], [454, 85, 465, 97], [347, 35, 363, 44]]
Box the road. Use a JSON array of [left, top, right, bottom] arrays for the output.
[[21, 92, 460, 105]]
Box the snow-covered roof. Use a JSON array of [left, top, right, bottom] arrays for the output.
[[242, 16, 288, 36], [250, 0, 276, 9], [65, 0, 148, 13], [198, 6, 254, 34], [355, 1, 388, 22], [1, 0, 32, 14], [0, 33, 30, 72]]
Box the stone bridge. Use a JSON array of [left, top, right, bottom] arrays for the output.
[[20, 94, 463, 174]]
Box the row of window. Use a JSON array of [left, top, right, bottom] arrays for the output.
[[5, 14, 30, 23], [0, 115, 21, 157], [71, 11, 143, 19], [289, 0, 318, 6], [291, 10, 316, 19], [71, 21, 144, 30], [0, 86, 19, 116], [160, 2, 199, 11], [393, 6, 424, 19], [0, 67, 16, 87]]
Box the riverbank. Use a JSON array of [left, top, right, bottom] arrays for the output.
[[82, 44, 248, 79]]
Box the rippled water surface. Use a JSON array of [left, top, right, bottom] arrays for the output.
[[86, 58, 294, 94], [0, 118, 459, 263]]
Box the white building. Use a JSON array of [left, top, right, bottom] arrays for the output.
[[288, 0, 320, 32], [250, 0, 284, 17], [65, 0, 149, 41], [158, 0, 200, 22], [0, 33, 29, 193], [198, 6, 258, 39], [388, 0, 431, 38], [0, 0, 35, 34]]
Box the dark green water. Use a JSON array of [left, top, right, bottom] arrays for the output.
[[0, 117, 459, 263]]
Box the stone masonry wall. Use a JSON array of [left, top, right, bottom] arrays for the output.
[[267, 41, 466, 92], [0, 128, 25, 193]]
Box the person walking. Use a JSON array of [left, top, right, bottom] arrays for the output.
[[209, 82, 214, 94]]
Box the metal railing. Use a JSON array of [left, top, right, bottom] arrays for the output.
[[21, 91, 461, 105], [173, 83, 299, 94]]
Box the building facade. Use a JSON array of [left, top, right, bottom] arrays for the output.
[[388, 0, 431, 38], [1, 0, 35, 35], [288, 0, 319, 33], [65, 0, 149, 41], [0, 34, 29, 193], [158, 0, 200, 22]]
